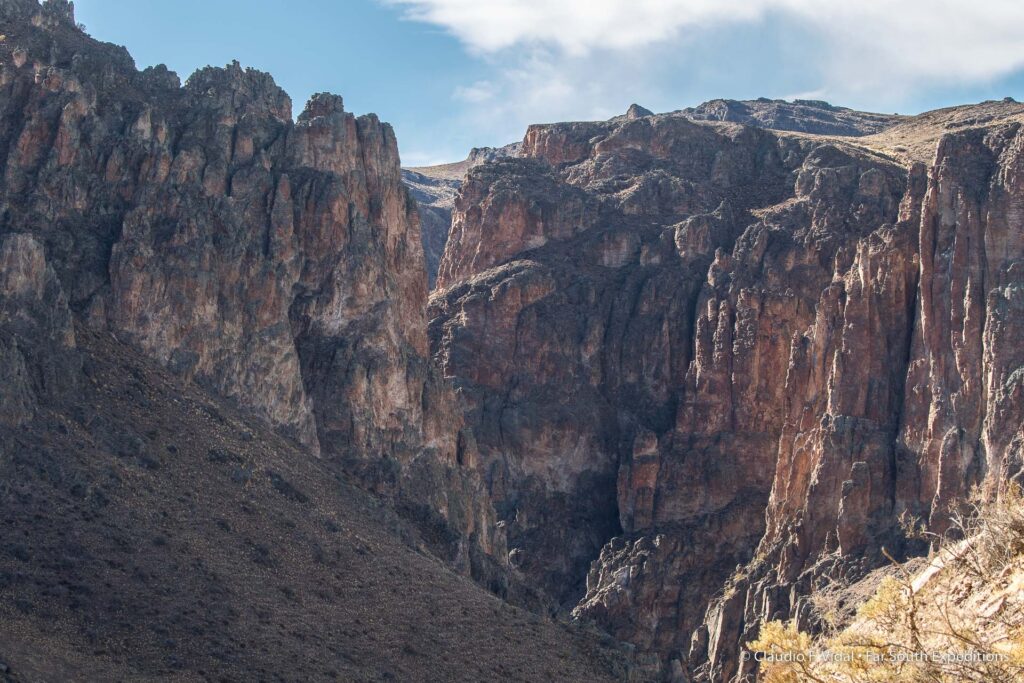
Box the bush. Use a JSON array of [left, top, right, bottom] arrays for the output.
[[749, 484, 1024, 683]]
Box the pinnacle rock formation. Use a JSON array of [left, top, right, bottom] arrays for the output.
[[0, 0, 503, 586]]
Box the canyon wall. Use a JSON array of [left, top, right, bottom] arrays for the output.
[[430, 100, 1024, 678], [0, 0, 502, 581], [402, 141, 522, 288], [693, 114, 1024, 683], [4, 2, 1023, 678]]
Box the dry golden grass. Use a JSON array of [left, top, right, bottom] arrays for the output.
[[751, 486, 1024, 683]]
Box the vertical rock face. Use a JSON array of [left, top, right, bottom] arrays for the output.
[[431, 111, 904, 609], [402, 141, 522, 288], [0, 1, 500, 577], [693, 119, 1024, 683], [430, 98, 1024, 677], [901, 127, 1024, 522], [0, 232, 78, 426]]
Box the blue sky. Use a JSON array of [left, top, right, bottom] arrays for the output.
[[74, 1, 1024, 167]]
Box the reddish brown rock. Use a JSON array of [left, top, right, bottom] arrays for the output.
[[430, 95, 1024, 679], [431, 110, 903, 612], [403, 142, 522, 289], [0, 0, 502, 581]]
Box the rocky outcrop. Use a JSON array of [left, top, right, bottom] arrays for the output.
[[0, 232, 78, 426], [402, 142, 522, 288], [430, 98, 1024, 678], [680, 97, 903, 136], [0, 0, 501, 581], [624, 104, 654, 120]]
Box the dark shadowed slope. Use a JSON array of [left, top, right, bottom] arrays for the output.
[[0, 324, 629, 683]]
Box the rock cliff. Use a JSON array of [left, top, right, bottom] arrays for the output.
[[429, 98, 1024, 679], [4, 2, 1023, 680], [403, 142, 522, 288], [408, 97, 900, 291], [0, 227, 632, 681], [0, 0, 502, 583]]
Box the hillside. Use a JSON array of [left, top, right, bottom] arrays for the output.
[[0, 236, 630, 682], [750, 490, 1024, 682]]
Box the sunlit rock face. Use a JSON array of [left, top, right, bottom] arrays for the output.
[[0, 0, 504, 581], [403, 141, 522, 289], [431, 97, 1024, 678]]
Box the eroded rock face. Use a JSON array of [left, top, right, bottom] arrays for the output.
[[431, 111, 903, 609], [0, 0, 501, 579], [0, 232, 78, 426], [430, 99, 1024, 678], [680, 97, 903, 136], [692, 120, 1024, 683], [402, 141, 522, 288]]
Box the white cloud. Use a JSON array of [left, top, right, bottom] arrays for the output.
[[387, 0, 1024, 86], [386, 0, 767, 55], [453, 80, 497, 103], [384, 0, 1024, 161]]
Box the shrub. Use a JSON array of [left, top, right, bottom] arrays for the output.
[[749, 484, 1024, 682]]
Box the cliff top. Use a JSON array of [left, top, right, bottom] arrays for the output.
[[858, 98, 1024, 163], [409, 98, 1024, 185], [675, 97, 904, 136]]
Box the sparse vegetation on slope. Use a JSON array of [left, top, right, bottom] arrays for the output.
[[0, 328, 632, 682], [750, 486, 1024, 683]]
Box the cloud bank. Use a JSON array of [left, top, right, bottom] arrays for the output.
[[385, 0, 1024, 157], [389, 0, 1024, 82]]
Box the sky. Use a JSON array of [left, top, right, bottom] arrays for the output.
[[73, 0, 1024, 167]]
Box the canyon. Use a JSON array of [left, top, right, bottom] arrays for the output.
[[1, 1, 1023, 681], [427, 98, 1024, 681]]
